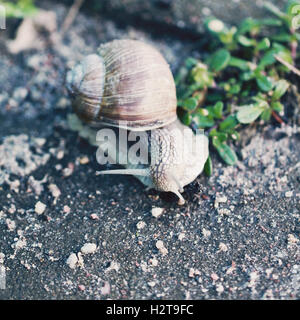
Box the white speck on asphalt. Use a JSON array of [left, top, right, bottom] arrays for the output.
[[90, 213, 99, 220], [151, 207, 164, 218], [35, 201, 46, 215], [285, 191, 293, 198], [178, 232, 185, 241], [66, 253, 78, 269], [6, 218, 16, 231], [79, 156, 89, 164], [80, 243, 97, 254], [0, 253, 5, 264], [211, 273, 219, 281], [63, 205, 71, 214], [219, 242, 228, 252], [149, 257, 158, 267], [49, 184, 61, 199], [100, 281, 110, 295], [106, 261, 120, 273], [14, 238, 27, 250], [148, 281, 156, 287], [136, 221, 146, 230], [156, 240, 168, 255], [78, 284, 85, 291], [216, 283, 224, 293], [202, 228, 211, 238]]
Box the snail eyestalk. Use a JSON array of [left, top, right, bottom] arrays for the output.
[[96, 168, 149, 176]]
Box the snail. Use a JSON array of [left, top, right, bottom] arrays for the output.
[[66, 39, 209, 205]]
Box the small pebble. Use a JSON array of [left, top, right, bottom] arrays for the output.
[[78, 284, 85, 291], [35, 201, 46, 215], [156, 240, 168, 255], [216, 284, 224, 293], [151, 207, 164, 218], [285, 191, 293, 198], [49, 184, 61, 198], [100, 281, 110, 295], [6, 218, 16, 231], [56, 97, 69, 109], [219, 242, 228, 252], [211, 273, 219, 281], [178, 232, 185, 241], [90, 213, 99, 220], [66, 253, 78, 269], [288, 234, 298, 245], [56, 150, 64, 160], [79, 156, 89, 165], [148, 281, 156, 287], [149, 257, 158, 267], [202, 228, 211, 238], [0, 253, 5, 264], [80, 243, 97, 254], [136, 221, 146, 230], [63, 205, 71, 214], [12, 87, 28, 102]]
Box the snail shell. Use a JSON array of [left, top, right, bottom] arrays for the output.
[[66, 39, 177, 131]]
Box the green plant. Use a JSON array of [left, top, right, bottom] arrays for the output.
[[0, 0, 37, 18], [176, 1, 299, 173]]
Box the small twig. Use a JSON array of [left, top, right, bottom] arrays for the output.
[[60, 0, 85, 36], [271, 110, 284, 124], [275, 54, 300, 77]]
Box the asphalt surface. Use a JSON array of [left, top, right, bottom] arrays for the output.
[[0, 0, 299, 300]]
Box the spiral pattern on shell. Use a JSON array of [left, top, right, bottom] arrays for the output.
[[66, 39, 178, 131]]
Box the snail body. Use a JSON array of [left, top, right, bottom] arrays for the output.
[[66, 39, 209, 204]]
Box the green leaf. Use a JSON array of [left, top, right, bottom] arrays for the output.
[[206, 92, 224, 103], [228, 57, 250, 70], [209, 49, 231, 72], [213, 140, 238, 165], [260, 108, 272, 121], [236, 104, 266, 123], [219, 115, 238, 131], [211, 132, 228, 143], [238, 17, 260, 34], [264, 2, 288, 20], [191, 63, 214, 87], [205, 17, 226, 34], [272, 80, 289, 100], [181, 112, 192, 126], [204, 156, 213, 176], [237, 35, 256, 47], [228, 83, 241, 94], [256, 74, 274, 92], [241, 71, 255, 81], [258, 18, 283, 26], [271, 33, 294, 42], [193, 114, 215, 128], [183, 97, 198, 111], [258, 51, 276, 68], [257, 38, 271, 51], [185, 57, 198, 69], [212, 101, 224, 119], [271, 101, 284, 112]]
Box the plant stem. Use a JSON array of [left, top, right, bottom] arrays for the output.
[[271, 110, 284, 124], [275, 55, 300, 77]]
